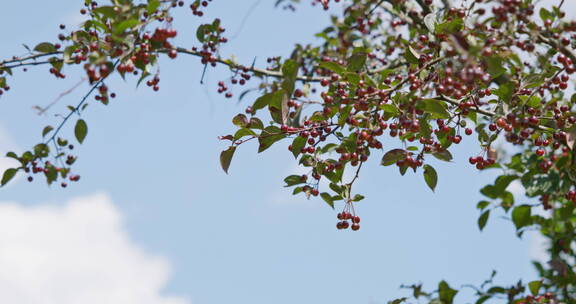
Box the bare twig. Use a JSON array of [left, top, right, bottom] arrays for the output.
[[368, 0, 387, 15], [229, 0, 262, 40], [35, 78, 86, 115], [46, 61, 118, 144]]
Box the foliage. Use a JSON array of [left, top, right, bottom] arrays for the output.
[[1, 0, 576, 302]]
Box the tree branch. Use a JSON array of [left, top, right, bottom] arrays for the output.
[[0, 52, 61, 70], [1, 48, 398, 83], [46, 62, 118, 145]]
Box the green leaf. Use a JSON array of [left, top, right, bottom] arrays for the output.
[[44, 165, 57, 184], [487, 286, 506, 294], [21, 151, 33, 162], [5, 152, 18, 161], [381, 149, 406, 166], [114, 19, 139, 34], [319, 61, 346, 74], [388, 298, 407, 304], [418, 99, 450, 119], [494, 82, 514, 103], [324, 169, 343, 184], [292, 186, 303, 195], [320, 192, 334, 208], [42, 126, 54, 137], [281, 59, 298, 95], [136, 70, 151, 87], [478, 210, 490, 231], [347, 52, 367, 72], [435, 18, 463, 34], [486, 57, 506, 78], [252, 90, 284, 113], [539, 7, 553, 22], [352, 194, 365, 202], [404, 45, 420, 65], [475, 296, 490, 304], [399, 165, 408, 175], [291, 136, 306, 158], [74, 119, 88, 144], [147, 0, 161, 14], [380, 104, 399, 115], [93, 6, 116, 19], [196, 24, 209, 43], [512, 205, 532, 230], [528, 280, 541, 296], [57, 138, 68, 147], [494, 175, 518, 196], [249, 117, 264, 130], [477, 200, 490, 210], [341, 133, 358, 153], [232, 114, 249, 127], [524, 173, 558, 197], [344, 72, 360, 85], [438, 281, 458, 304], [34, 42, 57, 53], [519, 95, 542, 108], [433, 150, 453, 162], [33, 144, 50, 158], [321, 143, 338, 154], [258, 126, 285, 153], [480, 185, 498, 199], [219, 146, 236, 174], [284, 175, 305, 187], [423, 164, 438, 192], [524, 73, 545, 89], [1, 168, 18, 187], [233, 128, 256, 140]]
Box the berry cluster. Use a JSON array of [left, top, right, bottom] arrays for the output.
[[215, 66, 249, 99], [520, 292, 556, 304], [22, 142, 81, 188], [190, 0, 212, 17], [313, 0, 341, 10], [336, 203, 360, 231], [94, 84, 116, 104]]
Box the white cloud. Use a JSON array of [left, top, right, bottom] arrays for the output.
[[0, 193, 190, 304]]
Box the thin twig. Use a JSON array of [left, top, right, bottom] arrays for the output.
[[229, 0, 262, 40], [368, 0, 386, 15], [46, 61, 119, 144], [35, 78, 86, 115]]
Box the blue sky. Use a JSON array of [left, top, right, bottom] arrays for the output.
[[0, 1, 571, 303]]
